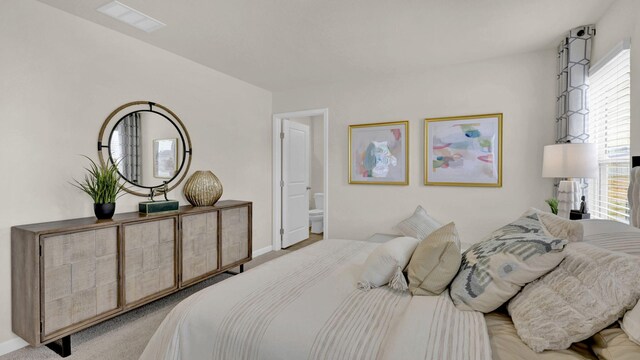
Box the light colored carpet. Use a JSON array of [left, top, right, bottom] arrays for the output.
[[2, 248, 295, 360]]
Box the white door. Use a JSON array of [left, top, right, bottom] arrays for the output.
[[282, 119, 310, 248]]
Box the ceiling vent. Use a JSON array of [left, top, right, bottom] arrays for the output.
[[97, 1, 166, 33]]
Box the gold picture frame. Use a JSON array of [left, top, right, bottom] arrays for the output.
[[349, 120, 409, 185], [424, 113, 502, 187]]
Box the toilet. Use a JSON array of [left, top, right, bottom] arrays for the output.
[[309, 193, 324, 234]]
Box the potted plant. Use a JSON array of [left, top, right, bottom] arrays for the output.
[[545, 198, 559, 215], [72, 156, 125, 219]]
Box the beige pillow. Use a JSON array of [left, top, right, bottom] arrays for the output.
[[592, 325, 640, 360], [508, 242, 640, 352], [621, 301, 640, 345], [407, 222, 461, 296], [396, 206, 442, 240], [485, 312, 598, 360], [357, 236, 419, 292]]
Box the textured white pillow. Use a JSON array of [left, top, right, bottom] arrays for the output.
[[395, 206, 442, 240], [357, 236, 419, 292], [621, 301, 640, 345], [535, 209, 584, 242], [508, 242, 640, 352]]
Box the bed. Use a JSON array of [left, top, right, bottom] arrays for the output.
[[140, 238, 491, 360], [141, 169, 640, 360], [140, 224, 640, 360]]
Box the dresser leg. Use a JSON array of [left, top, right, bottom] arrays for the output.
[[224, 264, 245, 275], [46, 335, 71, 357]]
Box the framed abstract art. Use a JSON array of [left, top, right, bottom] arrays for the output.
[[349, 121, 409, 185], [424, 114, 502, 187]]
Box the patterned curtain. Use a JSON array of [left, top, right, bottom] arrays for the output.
[[556, 25, 595, 143], [115, 113, 142, 184], [555, 25, 595, 197]]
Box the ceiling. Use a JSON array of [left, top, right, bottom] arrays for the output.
[[37, 0, 615, 92]]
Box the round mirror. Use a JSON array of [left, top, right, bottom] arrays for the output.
[[98, 101, 192, 197]]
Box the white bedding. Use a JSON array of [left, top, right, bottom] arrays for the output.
[[580, 219, 640, 256], [140, 239, 491, 360]]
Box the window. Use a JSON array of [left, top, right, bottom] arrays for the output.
[[588, 46, 631, 223]]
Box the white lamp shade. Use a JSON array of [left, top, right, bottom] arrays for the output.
[[542, 143, 597, 178]]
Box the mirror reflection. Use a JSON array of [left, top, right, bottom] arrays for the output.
[[109, 111, 184, 188]]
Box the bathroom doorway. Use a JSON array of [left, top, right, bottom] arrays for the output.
[[272, 109, 328, 251]]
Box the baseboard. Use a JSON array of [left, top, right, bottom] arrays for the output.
[[0, 337, 28, 356], [252, 245, 273, 258]]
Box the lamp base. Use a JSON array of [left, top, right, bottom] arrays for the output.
[[557, 180, 581, 218]]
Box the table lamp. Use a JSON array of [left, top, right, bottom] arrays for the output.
[[542, 143, 597, 218]]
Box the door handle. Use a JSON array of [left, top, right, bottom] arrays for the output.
[[306, 187, 312, 190]]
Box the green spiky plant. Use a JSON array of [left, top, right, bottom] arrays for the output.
[[545, 198, 559, 215], [71, 156, 126, 204]]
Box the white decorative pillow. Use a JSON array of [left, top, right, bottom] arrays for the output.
[[395, 206, 442, 240], [357, 236, 419, 292], [449, 212, 568, 313], [508, 242, 640, 352], [621, 300, 640, 345]]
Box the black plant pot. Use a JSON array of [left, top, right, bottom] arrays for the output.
[[94, 203, 116, 220]]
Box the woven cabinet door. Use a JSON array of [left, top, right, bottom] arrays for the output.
[[41, 226, 118, 337], [180, 211, 218, 285], [123, 218, 176, 305], [220, 206, 250, 267]]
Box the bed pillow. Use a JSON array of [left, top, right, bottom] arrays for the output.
[[357, 236, 419, 292], [534, 209, 584, 242], [508, 242, 640, 352], [621, 300, 640, 345], [449, 212, 567, 313], [395, 206, 442, 240], [592, 325, 640, 360], [407, 222, 461, 296]]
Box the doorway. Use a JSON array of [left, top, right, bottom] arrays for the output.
[[272, 109, 328, 251]]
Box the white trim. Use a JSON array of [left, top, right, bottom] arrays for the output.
[[0, 337, 28, 356], [252, 245, 273, 258], [272, 109, 329, 251], [590, 38, 631, 75]]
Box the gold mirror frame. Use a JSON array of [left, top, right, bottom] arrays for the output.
[[97, 101, 193, 197]]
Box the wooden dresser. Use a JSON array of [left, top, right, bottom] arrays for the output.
[[11, 200, 252, 352]]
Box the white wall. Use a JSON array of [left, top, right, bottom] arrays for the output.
[[592, 0, 640, 155], [274, 49, 557, 243], [0, 0, 272, 346]]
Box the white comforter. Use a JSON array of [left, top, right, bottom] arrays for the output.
[[140, 239, 491, 360]]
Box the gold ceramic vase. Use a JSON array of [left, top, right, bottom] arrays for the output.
[[183, 170, 223, 206]]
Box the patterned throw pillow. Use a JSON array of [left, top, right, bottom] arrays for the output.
[[395, 206, 442, 240], [449, 212, 568, 313]]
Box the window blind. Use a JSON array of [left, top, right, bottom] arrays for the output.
[[588, 48, 631, 223]]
